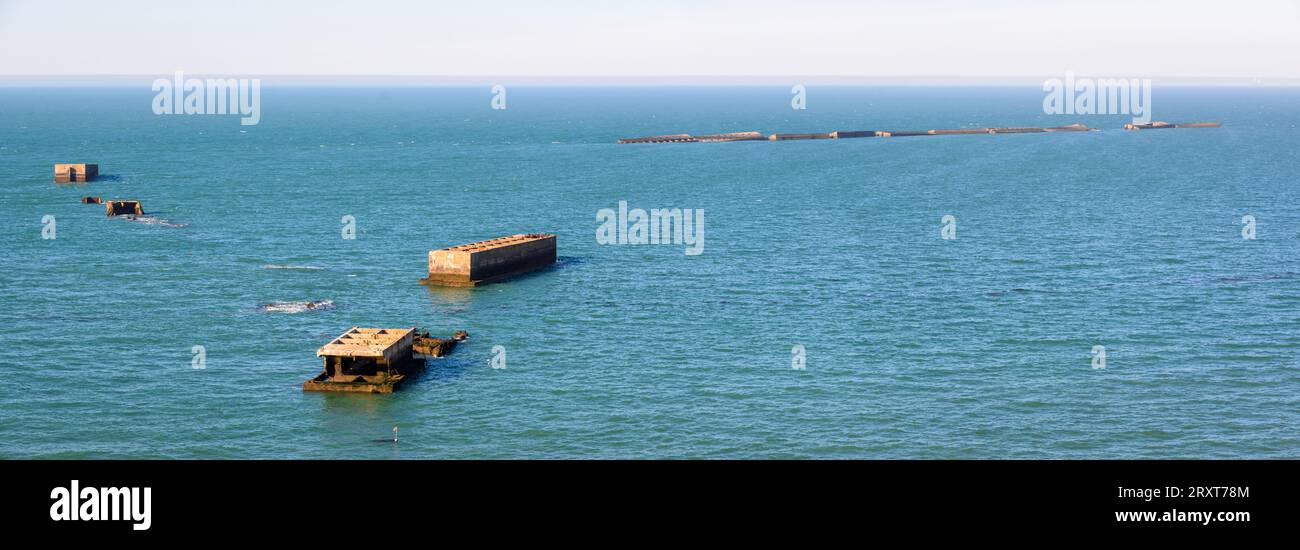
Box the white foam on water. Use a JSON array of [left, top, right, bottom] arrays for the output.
[[262, 264, 325, 271], [259, 299, 334, 313], [123, 216, 187, 228]]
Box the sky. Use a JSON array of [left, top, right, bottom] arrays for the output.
[[1, 0, 1298, 79]]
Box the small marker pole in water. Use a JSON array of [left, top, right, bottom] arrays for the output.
[[393, 426, 398, 443]]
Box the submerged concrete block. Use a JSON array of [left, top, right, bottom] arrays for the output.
[[105, 200, 143, 217], [1127, 121, 1220, 130], [1124, 121, 1175, 130], [413, 330, 469, 358]]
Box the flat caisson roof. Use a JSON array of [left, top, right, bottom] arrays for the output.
[[317, 327, 416, 360]]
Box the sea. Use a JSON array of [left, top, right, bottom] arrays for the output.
[[1, 85, 1297, 458]]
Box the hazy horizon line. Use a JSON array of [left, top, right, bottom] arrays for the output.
[[3, 74, 1298, 87]]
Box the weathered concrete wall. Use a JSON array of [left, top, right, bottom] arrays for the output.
[[468, 236, 555, 281], [929, 128, 991, 135], [1125, 122, 1175, 130], [768, 133, 834, 141], [1044, 123, 1093, 132], [618, 134, 697, 144], [428, 249, 472, 280], [54, 163, 99, 183], [830, 130, 878, 139], [695, 131, 765, 142], [619, 132, 765, 143], [425, 234, 556, 286]]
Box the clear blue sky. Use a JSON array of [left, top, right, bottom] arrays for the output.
[[2, 0, 1297, 78]]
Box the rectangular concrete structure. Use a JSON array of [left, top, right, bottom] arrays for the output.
[[929, 128, 992, 135], [1044, 123, 1094, 132], [989, 127, 1047, 134], [1125, 121, 1221, 130], [618, 134, 697, 144], [769, 132, 834, 140], [305, 327, 419, 394], [830, 130, 878, 139], [421, 233, 557, 287], [54, 163, 98, 183], [619, 131, 765, 143], [1125, 121, 1175, 130], [695, 131, 765, 142], [105, 200, 143, 217]]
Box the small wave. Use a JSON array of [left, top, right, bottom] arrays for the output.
[[259, 299, 334, 313], [986, 287, 1032, 297], [263, 264, 326, 271], [1213, 272, 1300, 284], [122, 216, 186, 228]]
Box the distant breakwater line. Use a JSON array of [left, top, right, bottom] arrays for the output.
[[617, 121, 1220, 144]]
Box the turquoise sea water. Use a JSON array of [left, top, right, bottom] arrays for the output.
[[1, 86, 1297, 458]]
